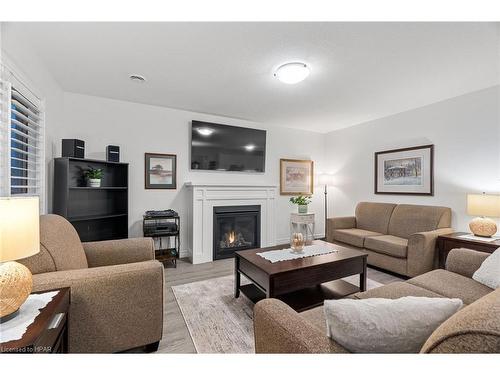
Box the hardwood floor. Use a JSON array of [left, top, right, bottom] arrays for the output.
[[159, 258, 234, 353], [157, 257, 403, 354]]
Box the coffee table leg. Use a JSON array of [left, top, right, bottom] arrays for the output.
[[360, 258, 367, 292], [234, 256, 240, 298]]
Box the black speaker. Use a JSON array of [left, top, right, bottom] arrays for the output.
[[106, 145, 120, 162], [62, 139, 85, 158]]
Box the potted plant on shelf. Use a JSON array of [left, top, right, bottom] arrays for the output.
[[84, 167, 104, 188], [290, 195, 312, 214]]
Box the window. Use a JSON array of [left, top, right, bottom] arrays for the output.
[[0, 65, 45, 210]]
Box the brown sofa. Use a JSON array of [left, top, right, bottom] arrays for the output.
[[254, 248, 500, 353], [326, 202, 453, 277], [18, 214, 164, 353]]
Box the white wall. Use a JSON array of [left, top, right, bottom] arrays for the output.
[[4, 21, 499, 252], [56, 92, 326, 255], [1, 23, 65, 213], [324, 86, 500, 231]]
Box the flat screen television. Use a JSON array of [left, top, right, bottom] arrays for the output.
[[191, 120, 266, 172]]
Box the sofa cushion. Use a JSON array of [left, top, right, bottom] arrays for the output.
[[364, 235, 408, 259], [421, 288, 500, 353], [388, 204, 451, 239], [408, 269, 493, 305], [38, 214, 88, 271], [353, 281, 445, 300], [355, 202, 396, 234], [333, 228, 382, 248], [300, 306, 326, 333]]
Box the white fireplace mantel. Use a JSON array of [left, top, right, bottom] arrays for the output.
[[185, 182, 278, 264]]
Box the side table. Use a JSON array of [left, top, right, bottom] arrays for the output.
[[0, 287, 70, 353], [437, 232, 500, 268], [290, 213, 315, 245]]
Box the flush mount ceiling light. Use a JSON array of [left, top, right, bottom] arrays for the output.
[[129, 74, 146, 83], [196, 127, 214, 136], [274, 62, 310, 84], [244, 144, 256, 151]]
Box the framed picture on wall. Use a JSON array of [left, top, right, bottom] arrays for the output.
[[280, 159, 314, 195], [145, 153, 177, 189], [375, 144, 434, 195]]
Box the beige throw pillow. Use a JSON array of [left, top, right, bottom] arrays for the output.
[[324, 296, 463, 353]]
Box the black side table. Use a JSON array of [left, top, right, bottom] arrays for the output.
[[437, 232, 500, 268], [0, 288, 70, 353], [143, 214, 181, 268]]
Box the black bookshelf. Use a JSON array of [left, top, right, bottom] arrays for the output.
[[53, 157, 129, 242]]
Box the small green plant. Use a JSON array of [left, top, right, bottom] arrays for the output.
[[289, 195, 312, 205], [84, 167, 103, 180]]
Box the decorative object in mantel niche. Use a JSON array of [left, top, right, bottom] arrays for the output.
[[145, 153, 177, 189], [280, 158, 314, 196], [375, 144, 434, 196]]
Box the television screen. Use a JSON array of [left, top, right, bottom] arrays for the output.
[[191, 120, 266, 172]]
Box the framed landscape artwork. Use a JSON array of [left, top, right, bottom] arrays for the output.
[[145, 153, 177, 189], [375, 144, 434, 195], [280, 159, 314, 195]]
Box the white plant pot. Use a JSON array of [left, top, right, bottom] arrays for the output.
[[89, 179, 101, 188]]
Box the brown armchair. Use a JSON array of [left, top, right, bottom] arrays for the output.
[[19, 214, 164, 353]]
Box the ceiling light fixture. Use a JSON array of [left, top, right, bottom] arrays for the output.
[[274, 62, 310, 84], [129, 74, 146, 83], [244, 144, 256, 151], [197, 127, 214, 136]]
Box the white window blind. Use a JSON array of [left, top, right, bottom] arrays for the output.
[[0, 65, 45, 210]]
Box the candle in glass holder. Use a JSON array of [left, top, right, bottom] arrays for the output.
[[291, 232, 305, 252]]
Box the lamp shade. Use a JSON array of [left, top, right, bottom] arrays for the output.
[[318, 173, 335, 186], [0, 197, 40, 262], [467, 194, 500, 218]]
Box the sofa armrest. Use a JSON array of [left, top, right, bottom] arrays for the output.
[[32, 260, 164, 353], [254, 299, 348, 353], [326, 216, 356, 242], [407, 228, 454, 277], [445, 248, 490, 278], [83, 237, 155, 267]]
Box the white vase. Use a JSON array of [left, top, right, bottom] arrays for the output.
[[89, 179, 101, 188]]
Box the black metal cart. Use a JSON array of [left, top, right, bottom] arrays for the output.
[[143, 211, 180, 268]]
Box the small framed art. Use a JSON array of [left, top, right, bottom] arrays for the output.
[[280, 159, 314, 195], [145, 153, 177, 189]]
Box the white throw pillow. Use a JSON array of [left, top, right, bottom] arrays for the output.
[[473, 247, 500, 289], [324, 296, 463, 353]]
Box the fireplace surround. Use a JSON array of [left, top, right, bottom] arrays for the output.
[[213, 205, 261, 260], [185, 183, 277, 264]]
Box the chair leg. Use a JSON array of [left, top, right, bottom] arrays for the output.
[[144, 341, 160, 353]]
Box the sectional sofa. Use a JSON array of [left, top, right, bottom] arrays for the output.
[[254, 248, 500, 353], [327, 202, 453, 277]]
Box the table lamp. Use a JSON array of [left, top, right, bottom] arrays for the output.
[[467, 193, 500, 237], [0, 197, 40, 322]]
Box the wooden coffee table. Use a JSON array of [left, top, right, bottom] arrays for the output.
[[234, 240, 367, 312]]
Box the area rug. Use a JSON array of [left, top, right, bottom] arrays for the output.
[[171, 274, 383, 353]]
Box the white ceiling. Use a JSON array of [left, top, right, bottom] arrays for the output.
[[4, 22, 500, 133]]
